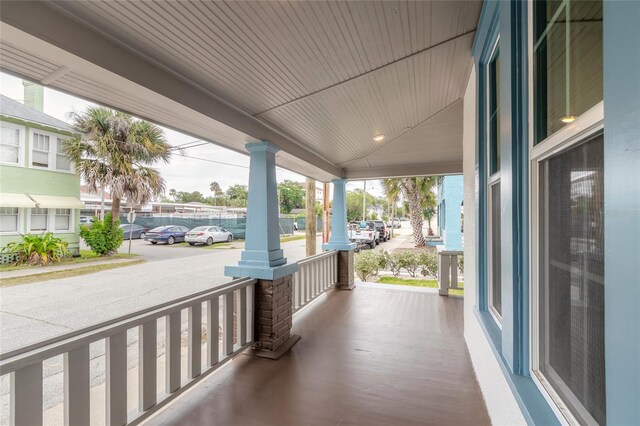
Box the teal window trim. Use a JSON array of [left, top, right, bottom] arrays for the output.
[[473, 1, 558, 424]]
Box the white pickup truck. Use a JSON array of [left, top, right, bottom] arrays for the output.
[[348, 221, 380, 250]]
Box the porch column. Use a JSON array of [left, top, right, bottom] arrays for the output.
[[225, 141, 299, 359], [322, 179, 356, 290]]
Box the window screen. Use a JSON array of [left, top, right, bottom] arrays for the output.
[[539, 132, 605, 425]]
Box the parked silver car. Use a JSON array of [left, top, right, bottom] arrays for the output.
[[185, 226, 233, 246]]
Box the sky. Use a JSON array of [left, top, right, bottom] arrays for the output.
[[0, 72, 384, 198]]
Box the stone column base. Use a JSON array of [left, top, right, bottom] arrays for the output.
[[252, 273, 300, 360], [336, 250, 356, 290]]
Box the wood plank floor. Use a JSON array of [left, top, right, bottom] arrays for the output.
[[149, 285, 490, 426]]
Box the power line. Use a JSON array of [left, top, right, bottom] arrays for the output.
[[176, 153, 249, 169]]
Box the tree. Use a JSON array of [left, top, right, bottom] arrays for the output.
[[305, 178, 316, 256], [174, 191, 206, 203], [277, 180, 305, 214], [381, 178, 401, 238], [381, 177, 436, 246], [210, 181, 223, 204], [169, 188, 177, 201], [226, 184, 248, 207], [64, 106, 171, 231], [346, 189, 376, 221]]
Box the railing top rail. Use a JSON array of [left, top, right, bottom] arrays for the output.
[[439, 250, 464, 255], [297, 250, 337, 266], [0, 277, 256, 372]]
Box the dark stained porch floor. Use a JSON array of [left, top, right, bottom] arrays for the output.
[[149, 284, 490, 426]]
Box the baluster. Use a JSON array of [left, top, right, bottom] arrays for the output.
[[247, 284, 255, 342], [207, 297, 219, 367], [165, 311, 181, 393], [188, 304, 202, 379], [305, 264, 310, 302], [139, 320, 157, 411], [11, 362, 43, 426], [439, 254, 450, 296], [451, 255, 459, 290], [223, 292, 234, 355], [238, 287, 248, 345], [106, 331, 127, 426], [64, 345, 90, 426]]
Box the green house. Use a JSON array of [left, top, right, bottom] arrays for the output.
[[0, 93, 82, 261]]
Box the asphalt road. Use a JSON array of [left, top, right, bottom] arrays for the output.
[[0, 235, 324, 422]]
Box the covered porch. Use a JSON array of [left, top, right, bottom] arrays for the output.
[[149, 284, 487, 426]]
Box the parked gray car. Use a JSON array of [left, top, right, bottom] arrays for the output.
[[119, 224, 149, 240]]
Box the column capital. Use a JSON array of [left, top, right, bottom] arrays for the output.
[[245, 140, 280, 154]]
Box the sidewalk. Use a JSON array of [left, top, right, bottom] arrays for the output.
[[0, 257, 140, 279]]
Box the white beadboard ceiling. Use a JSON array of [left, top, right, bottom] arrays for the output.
[[0, 0, 482, 180]]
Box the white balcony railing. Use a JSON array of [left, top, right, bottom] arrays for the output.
[[0, 277, 256, 426], [438, 250, 463, 296], [293, 250, 338, 312]]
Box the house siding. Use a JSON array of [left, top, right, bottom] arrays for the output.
[[0, 115, 81, 253]]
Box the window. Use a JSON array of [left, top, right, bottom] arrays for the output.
[[487, 45, 502, 319], [534, 0, 603, 144], [0, 207, 19, 233], [489, 50, 501, 174], [537, 133, 605, 425], [54, 208, 71, 231], [30, 208, 48, 231], [0, 124, 21, 164], [32, 132, 50, 167], [56, 138, 71, 171], [532, 1, 605, 423]]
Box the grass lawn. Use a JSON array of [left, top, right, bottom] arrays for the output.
[[0, 259, 146, 287], [280, 235, 306, 243], [377, 276, 464, 296], [0, 250, 138, 272]]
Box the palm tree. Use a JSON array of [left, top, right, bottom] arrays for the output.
[[381, 177, 436, 246], [64, 106, 172, 223], [381, 178, 401, 238], [210, 181, 223, 204]]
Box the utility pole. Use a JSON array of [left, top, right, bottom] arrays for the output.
[[362, 180, 367, 220], [305, 178, 316, 256], [322, 182, 330, 244]]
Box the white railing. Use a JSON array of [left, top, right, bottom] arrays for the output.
[[438, 250, 463, 296], [293, 250, 338, 312], [0, 277, 256, 426]]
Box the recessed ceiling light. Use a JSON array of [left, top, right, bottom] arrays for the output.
[[560, 115, 577, 124], [373, 134, 385, 142]]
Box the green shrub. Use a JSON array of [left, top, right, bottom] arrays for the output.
[[354, 250, 381, 282], [4, 233, 70, 266], [397, 250, 421, 277], [385, 251, 402, 277], [80, 213, 123, 255], [458, 255, 464, 275], [378, 249, 390, 271], [420, 251, 438, 278]]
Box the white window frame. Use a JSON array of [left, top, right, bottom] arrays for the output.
[[0, 122, 26, 166], [28, 207, 50, 233], [528, 1, 605, 424], [28, 128, 74, 173], [486, 37, 502, 325], [0, 207, 22, 235], [54, 208, 73, 232], [26, 207, 76, 234]]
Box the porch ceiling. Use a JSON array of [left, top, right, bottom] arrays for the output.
[[0, 1, 481, 181]]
